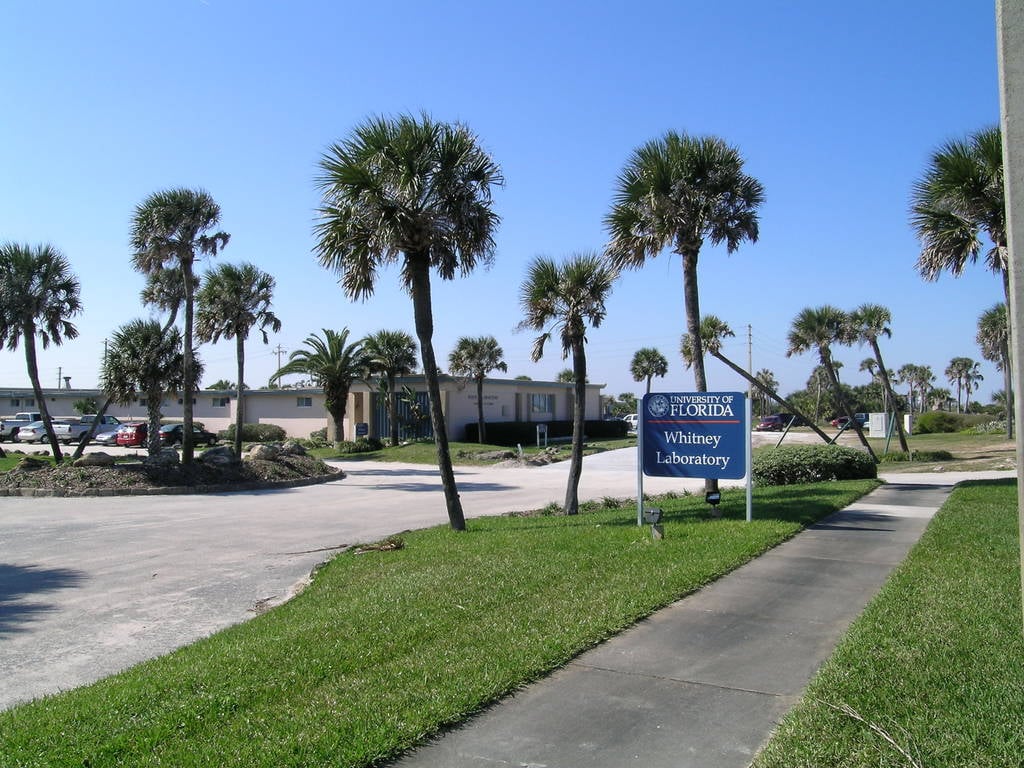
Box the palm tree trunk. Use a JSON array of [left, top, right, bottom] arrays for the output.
[[146, 388, 163, 455], [408, 256, 466, 531], [387, 374, 400, 446], [23, 324, 64, 463], [476, 376, 486, 443], [710, 350, 832, 443], [870, 339, 909, 453], [235, 334, 245, 458], [182, 260, 196, 464], [563, 339, 587, 515], [680, 248, 718, 496], [824, 355, 877, 462]]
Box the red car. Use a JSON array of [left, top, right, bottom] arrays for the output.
[[116, 422, 148, 447]]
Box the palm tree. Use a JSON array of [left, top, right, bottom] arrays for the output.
[[102, 320, 195, 455], [977, 303, 1013, 436], [314, 113, 503, 532], [271, 329, 367, 444], [945, 357, 976, 413], [519, 253, 615, 515], [448, 335, 508, 444], [363, 329, 418, 447], [681, 315, 831, 443], [555, 368, 575, 383], [849, 303, 909, 452], [140, 267, 189, 333], [630, 347, 668, 394], [787, 306, 877, 461], [606, 131, 763, 497], [0, 242, 81, 463], [754, 368, 778, 417], [196, 262, 282, 458], [964, 360, 984, 413], [929, 387, 954, 411], [130, 188, 230, 465]]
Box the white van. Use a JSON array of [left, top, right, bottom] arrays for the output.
[[622, 413, 638, 432]]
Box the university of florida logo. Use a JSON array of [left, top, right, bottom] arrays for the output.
[[647, 394, 670, 418]]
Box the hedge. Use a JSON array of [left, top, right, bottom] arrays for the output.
[[220, 423, 288, 443], [752, 444, 877, 486], [913, 411, 965, 434], [463, 419, 628, 445]]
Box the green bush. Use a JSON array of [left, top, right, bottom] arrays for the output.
[[335, 436, 384, 454], [222, 423, 288, 443], [752, 444, 877, 486], [880, 449, 954, 463], [463, 419, 628, 445], [913, 411, 965, 434], [968, 420, 1008, 435]]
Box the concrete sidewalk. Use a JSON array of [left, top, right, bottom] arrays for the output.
[[390, 474, 1003, 768]]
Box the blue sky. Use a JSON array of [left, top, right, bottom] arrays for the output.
[[0, 1, 1004, 405]]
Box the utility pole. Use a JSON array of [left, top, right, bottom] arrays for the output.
[[273, 344, 287, 371], [57, 366, 62, 390], [747, 324, 753, 405]]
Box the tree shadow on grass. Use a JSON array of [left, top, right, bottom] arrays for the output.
[[0, 563, 87, 635]]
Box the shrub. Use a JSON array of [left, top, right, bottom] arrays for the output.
[[880, 449, 954, 463], [309, 427, 327, 443], [967, 419, 1007, 435], [222, 423, 288, 443], [752, 444, 877, 486], [463, 419, 628, 445], [913, 411, 965, 434], [335, 437, 384, 454]]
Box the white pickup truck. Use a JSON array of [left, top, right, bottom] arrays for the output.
[[0, 412, 42, 441], [53, 414, 123, 445]]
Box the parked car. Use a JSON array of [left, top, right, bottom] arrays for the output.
[[116, 422, 148, 447], [158, 423, 218, 447], [830, 413, 868, 429], [755, 415, 785, 432], [53, 414, 123, 444], [94, 426, 125, 447], [16, 419, 74, 443], [622, 413, 638, 432], [1, 411, 43, 441]]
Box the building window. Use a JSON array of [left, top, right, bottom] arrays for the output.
[[139, 398, 147, 407], [9, 398, 35, 408], [297, 396, 313, 408], [529, 393, 555, 414], [177, 397, 197, 405], [212, 397, 230, 408]]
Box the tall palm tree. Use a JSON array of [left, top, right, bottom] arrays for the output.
[[448, 335, 508, 444], [196, 262, 282, 458], [130, 188, 230, 465], [964, 361, 984, 413], [849, 303, 909, 452], [787, 306, 877, 461], [314, 113, 503, 532], [977, 303, 1013, 437], [606, 131, 763, 497], [754, 368, 778, 417], [140, 266, 189, 333], [681, 315, 831, 443], [0, 242, 81, 463], [272, 329, 367, 444], [945, 357, 975, 413], [102, 320, 195, 456], [630, 347, 668, 394], [519, 253, 615, 515], [363, 329, 418, 447]]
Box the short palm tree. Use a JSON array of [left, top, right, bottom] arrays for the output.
[[140, 266, 190, 333], [754, 369, 778, 417], [363, 329, 418, 447], [945, 357, 974, 413], [271, 329, 367, 444], [681, 315, 830, 443], [977, 303, 1013, 436], [102, 320, 195, 455], [787, 306, 877, 461], [630, 347, 668, 394], [448, 335, 508, 444], [196, 262, 282, 458], [0, 242, 81, 462], [314, 113, 503, 532], [849, 303, 909, 452], [519, 253, 615, 515], [131, 188, 230, 464]]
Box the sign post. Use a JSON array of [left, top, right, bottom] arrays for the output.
[[637, 391, 751, 524]]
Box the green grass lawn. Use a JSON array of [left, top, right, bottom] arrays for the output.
[[753, 479, 1023, 768], [0, 480, 875, 768], [310, 437, 637, 465]]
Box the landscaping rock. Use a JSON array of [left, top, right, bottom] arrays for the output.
[[199, 446, 237, 465], [17, 457, 48, 471], [145, 448, 181, 467], [248, 443, 281, 461], [280, 440, 307, 456], [473, 450, 516, 461], [73, 452, 115, 467]]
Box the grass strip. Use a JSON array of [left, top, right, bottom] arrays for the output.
[[752, 478, 1024, 768], [1, 480, 876, 767]]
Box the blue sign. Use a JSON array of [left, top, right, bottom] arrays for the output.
[[641, 392, 746, 479], [355, 422, 369, 437]]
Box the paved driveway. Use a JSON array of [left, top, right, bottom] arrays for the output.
[[0, 448, 724, 710]]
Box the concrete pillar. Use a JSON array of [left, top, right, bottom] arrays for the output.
[[996, 0, 1024, 629]]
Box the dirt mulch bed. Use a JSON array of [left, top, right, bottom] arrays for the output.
[[0, 453, 342, 497]]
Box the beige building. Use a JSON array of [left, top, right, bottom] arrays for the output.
[[1, 376, 605, 441]]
